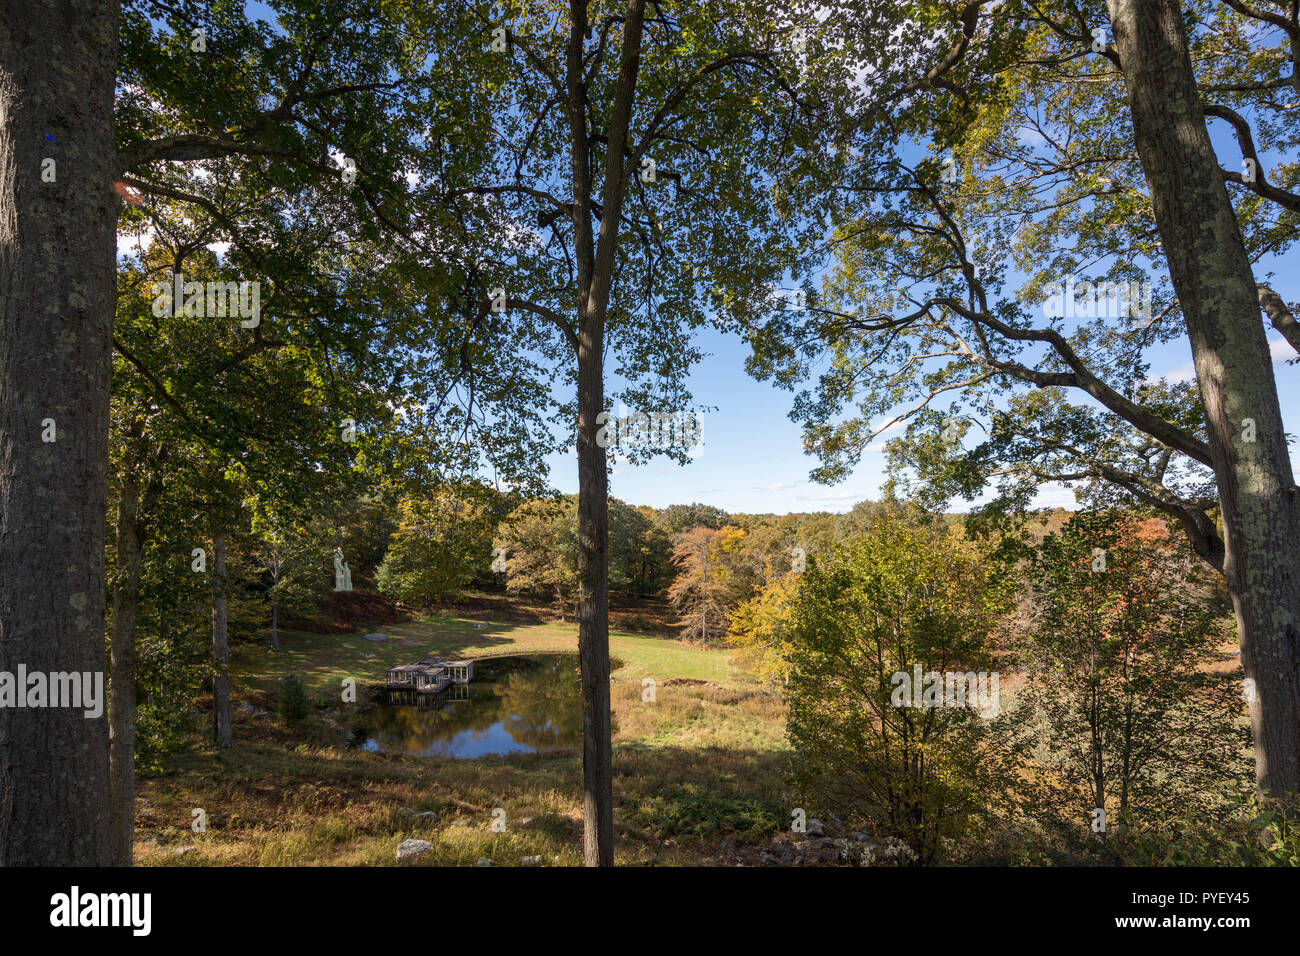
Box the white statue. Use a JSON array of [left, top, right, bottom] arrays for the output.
[[333, 548, 352, 591]]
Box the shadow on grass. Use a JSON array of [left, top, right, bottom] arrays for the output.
[[134, 719, 791, 865]]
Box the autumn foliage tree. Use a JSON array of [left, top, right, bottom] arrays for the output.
[[375, 489, 502, 605], [668, 526, 750, 644], [1019, 510, 1251, 843], [727, 572, 800, 686], [783, 513, 1022, 864]]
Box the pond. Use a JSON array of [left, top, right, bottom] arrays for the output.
[[353, 654, 591, 758]]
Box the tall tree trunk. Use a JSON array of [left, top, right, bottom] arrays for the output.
[[108, 438, 163, 865], [109, 465, 143, 865], [271, 597, 279, 652], [0, 0, 118, 865], [211, 533, 234, 748], [1109, 0, 1300, 802], [576, 332, 614, 866], [564, 0, 647, 866]]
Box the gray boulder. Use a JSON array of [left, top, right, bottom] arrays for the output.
[[396, 839, 435, 862]]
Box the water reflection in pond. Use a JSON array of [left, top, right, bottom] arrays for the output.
[[355, 654, 587, 758]]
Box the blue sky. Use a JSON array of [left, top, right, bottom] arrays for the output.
[[542, 111, 1300, 516], [538, 319, 1299, 515], [546, 323, 887, 515]]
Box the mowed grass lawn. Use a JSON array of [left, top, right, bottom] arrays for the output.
[[234, 611, 741, 698], [135, 610, 792, 866]]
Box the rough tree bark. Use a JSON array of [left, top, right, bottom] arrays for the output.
[[575, 320, 613, 865], [211, 532, 234, 748], [1109, 0, 1300, 802], [0, 0, 119, 865], [565, 0, 646, 865]]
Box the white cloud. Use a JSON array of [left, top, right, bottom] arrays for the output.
[[116, 225, 155, 258], [1150, 360, 1197, 385], [1148, 337, 1294, 386], [756, 480, 803, 492], [862, 418, 908, 452], [1270, 336, 1296, 363], [957, 481, 1078, 514], [795, 488, 866, 503], [1016, 125, 1049, 148]]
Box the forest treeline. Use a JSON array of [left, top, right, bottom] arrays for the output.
[[118, 474, 1281, 865]]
